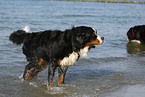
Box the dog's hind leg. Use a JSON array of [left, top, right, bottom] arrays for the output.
[[58, 66, 68, 86], [32, 58, 48, 78], [23, 62, 36, 80], [23, 58, 48, 80]]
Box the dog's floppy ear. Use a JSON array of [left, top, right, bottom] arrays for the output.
[[71, 27, 85, 52], [72, 26, 85, 36]]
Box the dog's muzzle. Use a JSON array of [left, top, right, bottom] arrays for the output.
[[97, 36, 104, 45]]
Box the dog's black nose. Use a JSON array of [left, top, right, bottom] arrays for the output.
[[101, 37, 104, 40]]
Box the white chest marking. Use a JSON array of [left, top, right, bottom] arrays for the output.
[[79, 46, 89, 57], [60, 47, 89, 66], [130, 40, 141, 44], [60, 52, 79, 66]]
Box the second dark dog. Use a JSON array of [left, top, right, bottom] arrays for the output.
[[127, 25, 145, 44]]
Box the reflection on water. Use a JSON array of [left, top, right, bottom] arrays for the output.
[[126, 42, 145, 54]]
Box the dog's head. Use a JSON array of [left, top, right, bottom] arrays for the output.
[[127, 27, 139, 42], [71, 26, 104, 54]]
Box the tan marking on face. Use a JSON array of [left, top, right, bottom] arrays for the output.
[[128, 38, 131, 42], [85, 38, 100, 46]]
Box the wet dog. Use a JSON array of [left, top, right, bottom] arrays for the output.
[[9, 26, 104, 87], [127, 25, 145, 44]]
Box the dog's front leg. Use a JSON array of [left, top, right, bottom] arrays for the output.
[[47, 64, 56, 88], [58, 66, 68, 86]]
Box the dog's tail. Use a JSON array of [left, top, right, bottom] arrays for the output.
[[9, 26, 30, 45]]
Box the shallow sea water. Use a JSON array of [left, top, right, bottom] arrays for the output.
[[0, 0, 145, 97]]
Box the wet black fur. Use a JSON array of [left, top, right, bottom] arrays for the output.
[[127, 25, 145, 44], [9, 26, 100, 86]]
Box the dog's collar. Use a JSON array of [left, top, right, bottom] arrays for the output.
[[132, 29, 135, 38]]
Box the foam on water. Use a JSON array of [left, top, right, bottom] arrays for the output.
[[19, 73, 24, 81], [29, 82, 38, 88], [45, 87, 66, 95]]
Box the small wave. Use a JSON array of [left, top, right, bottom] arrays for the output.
[[45, 84, 76, 95], [29, 82, 38, 88], [19, 73, 24, 81], [45, 87, 66, 95], [57, 14, 96, 18]]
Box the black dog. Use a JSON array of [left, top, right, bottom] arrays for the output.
[[9, 26, 104, 87], [127, 25, 145, 44]]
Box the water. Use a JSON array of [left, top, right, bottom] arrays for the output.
[[0, 0, 145, 97]]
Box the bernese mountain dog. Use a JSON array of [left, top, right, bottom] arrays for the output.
[[9, 26, 104, 88], [127, 25, 145, 44]]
